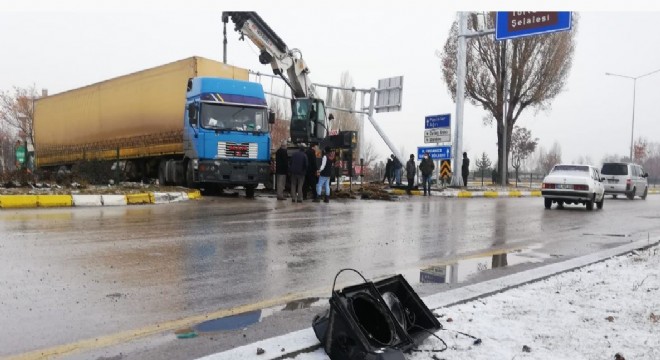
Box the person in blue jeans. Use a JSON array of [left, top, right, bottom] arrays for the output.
[[393, 155, 403, 185], [419, 152, 435, 196], [314, 147, 334, 203]]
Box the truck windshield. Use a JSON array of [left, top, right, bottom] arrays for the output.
[[200, 103, 267, 132]]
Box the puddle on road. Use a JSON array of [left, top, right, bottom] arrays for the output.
[[582, 233, 628, 238], [282, 297, 321, 311], [193, 310, 262, 333], [410, 247, 553, 284], [178, 297, 323, 336]]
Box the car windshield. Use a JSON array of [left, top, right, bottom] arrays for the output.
[[200, 103, 267, 132], [601, 163, 628, 175], [551, 165, 589, 174]]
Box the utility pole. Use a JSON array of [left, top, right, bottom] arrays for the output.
[[450, 12, 468, 187], [451, 12, 495, 187]]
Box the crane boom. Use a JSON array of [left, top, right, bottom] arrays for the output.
[[222, 11, 315, 99], [223, 11, 328, 145]]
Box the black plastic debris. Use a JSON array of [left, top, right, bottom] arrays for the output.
[[312, 271, 440, 360]]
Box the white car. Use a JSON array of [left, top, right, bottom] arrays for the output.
[[541, 164, 605, 210]]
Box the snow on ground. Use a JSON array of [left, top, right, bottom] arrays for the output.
[[293, 244, 660, 360]]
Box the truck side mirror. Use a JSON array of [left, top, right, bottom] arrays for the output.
[[268, 111, 275, 124], [643, 172, 649, 178], [328, 113, 334, 121], [188, 103, 197, 126]]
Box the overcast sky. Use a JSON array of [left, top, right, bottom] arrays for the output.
[[2, 1, 660, 169]]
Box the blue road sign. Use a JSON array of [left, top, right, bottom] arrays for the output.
[[418, 146, 451, 161], [425, 114, 451, 129], [496, 12, 571, 41]]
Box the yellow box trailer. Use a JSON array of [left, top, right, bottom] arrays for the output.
[[34, 56, 248, 167]]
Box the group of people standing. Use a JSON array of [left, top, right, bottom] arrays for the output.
[[275, 141, 334, 204], [384, 152, 471, 195]]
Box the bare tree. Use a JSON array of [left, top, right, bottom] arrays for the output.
[[330, 72, 359, 132], [475, 152, 492, 186], [538, 142, 562, 175], [268, 97, 290, 147], [360, 140, 380, 168], [510, 125, 538, 184], [440, 13, 578, 177], [0, 85, 40, 148], [634, 137, 648, 163]]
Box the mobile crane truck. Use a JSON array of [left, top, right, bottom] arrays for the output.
[[222, 12, 357, 162], [34, 56, 273, 197]]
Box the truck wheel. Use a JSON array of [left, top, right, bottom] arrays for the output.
[[158, 161, 168, 186], [544, 198, 552, 209], [185, 161, 197, 189], [641, 187, 648, 200], [245, 185, 256, 198]]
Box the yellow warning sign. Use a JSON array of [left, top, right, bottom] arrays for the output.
[[440, 160, 451, 178]]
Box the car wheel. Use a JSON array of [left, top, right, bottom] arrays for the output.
[[586, 194, 594, 211], [596, 194, 604, 209], [627, 187, 636, 200], [544, 198, 552, 209], [641, 187, 648, 200]]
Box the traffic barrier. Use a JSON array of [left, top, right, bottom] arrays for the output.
[[101, 195, 127, 206], [72, 195, 103, 207], [187, 190, 202, 199], [150, 192, 187, 204], [37, 195, 73, 207], [126, 193, 152, 204], [0, 195, 38, 208]]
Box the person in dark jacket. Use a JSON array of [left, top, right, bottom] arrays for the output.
[[462, 152, 470, 187], [304, 144, 318, 200], [289, 145, 307, 203], [314, 147, 334, 203], [275, 141, 289, 200], [419, 152, 435, 196], [383, 156, 393, 186], [393, 155, 403, 185], [406, 154, 416, 195]]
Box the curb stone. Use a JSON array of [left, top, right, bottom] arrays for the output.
[[0, 190, 201, 209], [198, 237, 660, 360]]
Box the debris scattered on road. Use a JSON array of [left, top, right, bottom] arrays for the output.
[[256, 347, 265, 355]]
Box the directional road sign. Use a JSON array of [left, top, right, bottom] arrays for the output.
[[424, 128, 451, 143], [425, 114, 450, 129], [440, 160, 451, 178], [496, 12, 572, 41], [418, 146, 451, 161]]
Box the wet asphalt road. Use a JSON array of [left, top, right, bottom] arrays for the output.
[[2, 194, 660, 358]]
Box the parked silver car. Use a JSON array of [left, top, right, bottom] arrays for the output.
[[600, 162, 648, 200]]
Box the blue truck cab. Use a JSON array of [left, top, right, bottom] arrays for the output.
[[181, 77, 271, 196]]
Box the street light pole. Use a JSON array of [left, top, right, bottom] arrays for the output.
[[606, 68, 660, 162]]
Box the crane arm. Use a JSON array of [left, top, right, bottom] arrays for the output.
[[223, 11, 315, 99]]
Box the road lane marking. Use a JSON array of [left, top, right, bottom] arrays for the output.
[[5, 290, 321, 360], [6, 246, 530, 360]]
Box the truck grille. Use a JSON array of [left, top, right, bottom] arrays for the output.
[[217, 142, 258, 159]]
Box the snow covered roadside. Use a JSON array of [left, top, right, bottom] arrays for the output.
[[290, 244, 660, 360]]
